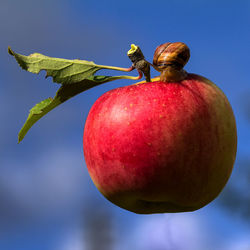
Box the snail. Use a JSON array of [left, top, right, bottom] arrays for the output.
[[153, 42, 190, 82]]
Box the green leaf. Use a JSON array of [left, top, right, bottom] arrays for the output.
[[18, 75, 135, 143], [18, 76, 113, 143], [8, 47, 129, 85], [9, 47, 141, 142]]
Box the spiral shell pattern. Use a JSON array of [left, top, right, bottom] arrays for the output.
[[153, 42, 190, 70]]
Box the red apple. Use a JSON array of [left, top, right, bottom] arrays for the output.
[[83, 74, 237, 214]]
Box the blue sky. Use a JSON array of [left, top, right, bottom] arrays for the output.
[[1, 0, 250, 249]]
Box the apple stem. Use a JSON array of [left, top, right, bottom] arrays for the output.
[[98, 45, 150, 82], [127, 44, 151, 82]]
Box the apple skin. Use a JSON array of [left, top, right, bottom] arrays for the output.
[[83, 74, 237, 214]]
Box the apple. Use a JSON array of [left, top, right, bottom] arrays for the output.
[[83, 74, 237, 214]]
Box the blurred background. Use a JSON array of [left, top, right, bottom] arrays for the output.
[[1, 0, 250, 249]]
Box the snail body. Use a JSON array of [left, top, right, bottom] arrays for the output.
[[153, 42, 190, 82]]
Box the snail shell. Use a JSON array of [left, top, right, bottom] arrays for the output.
[[153, 42, 190, 82], [153, 42, 190, 71]]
